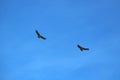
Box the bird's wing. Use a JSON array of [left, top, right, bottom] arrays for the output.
[[77, 45, 82, 48], [84, 48, 89, 50], [40, 35, 46, 40], [35, 30, 41, 36]]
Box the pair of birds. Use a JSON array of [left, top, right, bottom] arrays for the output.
[[35, 30, 89, 51]]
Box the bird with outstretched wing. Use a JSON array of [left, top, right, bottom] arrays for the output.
[[77, 44, 89, 51], [35, 30, 46, 40]]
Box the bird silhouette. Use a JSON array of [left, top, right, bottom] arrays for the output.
[[77, 44, 89, 51], [35, 30, 46, 40]]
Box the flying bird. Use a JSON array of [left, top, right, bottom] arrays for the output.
[[77, 44, 89, 51], [35, 30, 46, 40]]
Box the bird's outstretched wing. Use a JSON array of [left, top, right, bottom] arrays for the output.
[[77, 44, 89, 51], [35, 30, 46, 40]]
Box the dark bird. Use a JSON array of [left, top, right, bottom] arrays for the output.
[[77, 44, 89, 51], [35, 30, 46, 40]]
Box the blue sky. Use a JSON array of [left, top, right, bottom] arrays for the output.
[[1, 0, 120, 80]]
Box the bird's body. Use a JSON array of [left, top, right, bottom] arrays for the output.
[[35, 30, 46, 40], [77, 44, 89, 51]]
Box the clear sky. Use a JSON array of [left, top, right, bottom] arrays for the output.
[[1, 0, 120, 80]]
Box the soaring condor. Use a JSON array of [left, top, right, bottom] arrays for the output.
[[77, 44, 89, 51], [35, 30, 46, 40]]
